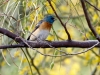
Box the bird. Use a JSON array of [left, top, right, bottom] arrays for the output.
[[27, 15, 55, 41]]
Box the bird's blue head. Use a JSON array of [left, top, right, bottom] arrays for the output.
[[43, 15, 55, 24]]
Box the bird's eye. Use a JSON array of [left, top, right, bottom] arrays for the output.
[[51, 17, 54, 20]]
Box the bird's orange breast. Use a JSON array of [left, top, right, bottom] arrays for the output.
[[39, 22, 52, 31]]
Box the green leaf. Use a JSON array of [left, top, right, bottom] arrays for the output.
[[50, 61, 54, 69]]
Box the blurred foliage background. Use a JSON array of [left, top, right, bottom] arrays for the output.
[[0, 0, 100, 75]]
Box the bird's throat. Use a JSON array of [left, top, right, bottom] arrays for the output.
[[39, 22, 52, 31]]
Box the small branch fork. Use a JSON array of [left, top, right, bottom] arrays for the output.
[[47, 0, 71, 40]]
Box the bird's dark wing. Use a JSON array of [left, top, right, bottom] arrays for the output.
[[27, 20, 44, 40], [35, 20, 44, 30]]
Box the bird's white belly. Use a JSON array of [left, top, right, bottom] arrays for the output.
[[38, 30, 49, 40]]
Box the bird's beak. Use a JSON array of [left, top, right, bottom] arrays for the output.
[[54, 18, 57, 21]]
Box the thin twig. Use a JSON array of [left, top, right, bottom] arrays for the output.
[[1, 49, 11, 66], [26, 48, 41, 75], [18, 54, 23, 70], [47, 0, 71, 40], [34, 41, 100, 57], [7, 49, 19, 68], [85, 0, 100, 11], [21, 48, 33, 75], [31, 58, 41, 75], [91, 63, 99, 75]]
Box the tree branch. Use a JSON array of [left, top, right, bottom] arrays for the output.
[[47, 0, 71, 40], [0, 40, 100, 49], [0, 27, 100, 49], [85, 0, 100, 11], [0, 28, 24, 43], [80, 0, 100, 41]]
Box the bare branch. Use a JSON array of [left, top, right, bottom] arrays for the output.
[[85, 0, 100, 11], [33, 42, 99, 57], [0, 40, 100, 49], [0, 28, 24, 43], [0, 27, 100, 49], [80, 0, 100, 41], [47, 0, 71, 40]]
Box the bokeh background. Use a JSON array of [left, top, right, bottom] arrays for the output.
[[0, 0, 100, 75]]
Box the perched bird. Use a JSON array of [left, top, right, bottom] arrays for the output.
[[27, 15, 55, 41]]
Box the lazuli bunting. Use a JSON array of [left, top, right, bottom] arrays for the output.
[[27, 15, 55, 41]]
